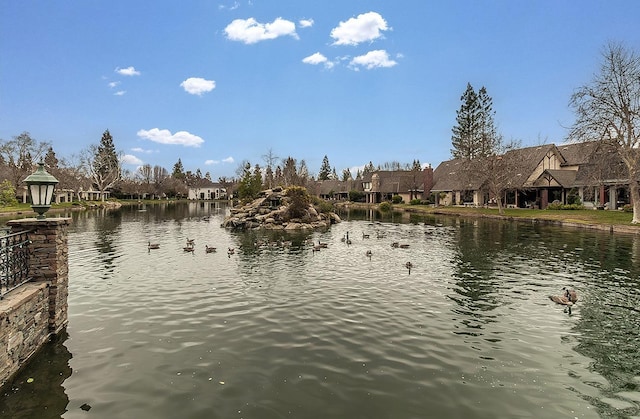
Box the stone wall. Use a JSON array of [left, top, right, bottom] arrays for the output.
[[0, 218, 71, 388], [0, 283, 50, 386]]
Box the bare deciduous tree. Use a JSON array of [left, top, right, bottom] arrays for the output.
[[569, 42, 640, 222], [0, 132, 50, 189]]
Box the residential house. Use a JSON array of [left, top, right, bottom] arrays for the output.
[[316, 179, 357, 201], [431, 141, 632, 210], [188, 180, 227, 200], [360, 167, 433, 204]]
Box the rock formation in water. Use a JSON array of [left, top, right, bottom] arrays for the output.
[[221, 187, 341, 231]]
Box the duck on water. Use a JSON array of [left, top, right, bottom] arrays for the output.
[[549, 287, 578, 314]]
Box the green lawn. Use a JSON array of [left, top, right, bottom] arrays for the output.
[[400, 204, 636, 227]]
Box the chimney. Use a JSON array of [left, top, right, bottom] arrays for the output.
[[422, 164, 434, 198]]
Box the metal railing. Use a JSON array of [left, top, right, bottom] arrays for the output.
[[0, 230, 32, 299]]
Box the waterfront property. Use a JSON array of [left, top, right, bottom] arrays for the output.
[[187, 179, 227, 200], [431, 141, 632, 209]]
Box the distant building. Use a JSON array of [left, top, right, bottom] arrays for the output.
[[188, 180, 227, 200]]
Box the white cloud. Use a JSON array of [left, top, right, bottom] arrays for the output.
[[302, 52, 335, 69], [115, 66, 141, 76], [205, 156, 234, 165], [137, 128, 204, 147], [224, 17, 298, 44], [218, 1, 239, 10], [108, 81, 120, 88], [121, 154, 143, 165], [331, 11, 389, 46], [299, 18, 314, 28], [114, 90, 126, 96], [349, 50, 397, 70], [131, 147, 155, 154], [180, 77, 216, 95], [302, 52, 326, 65]]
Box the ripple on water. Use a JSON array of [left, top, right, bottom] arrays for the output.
[[48, 215, 640, 418]]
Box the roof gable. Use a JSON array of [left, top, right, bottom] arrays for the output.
[[533, 169, 578, 188]]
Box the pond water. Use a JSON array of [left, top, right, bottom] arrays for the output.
[[1, 203, 639, 418]]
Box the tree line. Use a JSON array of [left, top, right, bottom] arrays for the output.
[[0, 130, 425, 205], [0, 130, 219, 203]]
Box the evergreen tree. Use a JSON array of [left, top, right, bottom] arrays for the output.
[[264, 165, 274, 189], [285, 186, 311, 220], [237, 163, 262, 200], [251, 164, 263, 193], [44, 146, 59, 169], [451, 83, 481, 159], [477, 86, 500, 156], [318, 155, 331, 180], [274, 166, 283, 186], [341, 168, 352, 181], [451, 83, 499, 159], [89, 129, 121, 201], [236, 162, 253, 199], [172, 159, 185, 180], [282, 157, 298, 186], [362, 161, 375, 176]]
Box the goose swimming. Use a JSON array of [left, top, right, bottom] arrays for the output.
[[549, 287, 578, 313]]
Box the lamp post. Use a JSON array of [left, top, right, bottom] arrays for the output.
[[23, 162, 59, 219]]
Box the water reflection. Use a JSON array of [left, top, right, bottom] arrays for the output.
[[0, 331, 72, 419]]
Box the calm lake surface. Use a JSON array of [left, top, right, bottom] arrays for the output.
[[1, 202, 640, 418]]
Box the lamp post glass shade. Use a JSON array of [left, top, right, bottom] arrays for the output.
[[24, 162, 59, 219]]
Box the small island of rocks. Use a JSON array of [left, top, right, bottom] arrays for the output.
[[221, 186, 341, 231]]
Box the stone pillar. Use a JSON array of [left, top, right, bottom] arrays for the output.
[[6, 218, 71, 335]]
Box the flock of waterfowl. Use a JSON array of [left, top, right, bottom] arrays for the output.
[[148, 238, 220, 255], [148, 228, 578, 314]]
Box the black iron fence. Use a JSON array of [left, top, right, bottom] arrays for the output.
[[0, 230, 32, 299]]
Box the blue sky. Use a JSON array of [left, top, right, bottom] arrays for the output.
[[2, 1, 640, 179]]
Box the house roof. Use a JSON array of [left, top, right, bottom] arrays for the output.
[[573, 146, 630, 186], [190, 179, 224, 189], [316, 179, 356, 195], [362, 170, 425, 193], [431, 159, 475, 192], [556, 141, 598, 166], [501, 144, 560, 188], [534, 169, 578, 188], [432, 144, 565, 192]]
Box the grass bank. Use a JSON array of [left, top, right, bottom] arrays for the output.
[[340, 202, 640, 235]]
